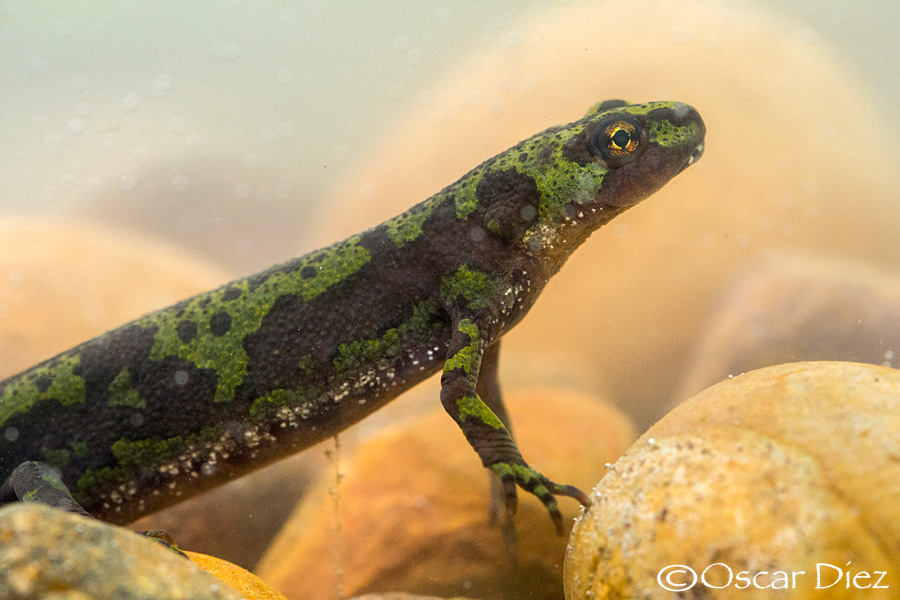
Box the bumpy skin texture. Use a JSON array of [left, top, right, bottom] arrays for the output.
[[0, 101, 704, 529]]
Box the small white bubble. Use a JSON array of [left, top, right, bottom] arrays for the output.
[[798, 29, 817, 45], [519, 205, 537, 221], [393, 35, 411, 52], [171, 175, 188, 192], [802, 180, 818, 195], [234, 183, 252, 200], [243, 154, 259, 170], [235, 240, 251, 256], [43, 186, 58, 200], [168, 117, 185, 135], [185, 134, 202, 151], [72, 74, 90, 92], [647, 437, 656, 445], [389, 83, 406, 99], [55, 19, 73, 37], [201, 462, 217, 476], [223, 42, 241, 60], [130, 413, 144, 427], [121, 93, 142, 113], [67, 118, 86, 134], [613, 223, 629, 239], [44, 133, 62, 150], [277, 121, 295, 138], [174, 370, 189, 386], [502, 30, 522, 49], [59, 173, 76, 189], [27, 54, 48, 76], [256, 187, 273, 204], [332, 145, 348, 161], [885, 350, 895, 360], [279, 7, 296, 23], [156, 73, 174, 92], [88, 177, 104, 196], [406, 48, 423, 65], [735, 233, 751, 248], [9, 270, 24, 289], [258, 128, 276, 145], [132, 146, 150, 163], [119, 174, 136, 191], [469, 227, 486, 242], [97, 14, 113, 32], [277, 67, 295, 84], [672, 26, 695, 43]]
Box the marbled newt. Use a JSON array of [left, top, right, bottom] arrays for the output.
[[0, 100, 705, 534]]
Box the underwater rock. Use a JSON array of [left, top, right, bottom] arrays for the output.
[[564, 361, 900, 599], [349, 595, 476, 600], [257, 388, 635, 600], [0, 503, 244, 599], [185, 551, 288, 600], [677, 253, 900, 400], [0, 217, 230, 380]]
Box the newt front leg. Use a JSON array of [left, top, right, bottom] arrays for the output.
[[439, 317, 590, 535]]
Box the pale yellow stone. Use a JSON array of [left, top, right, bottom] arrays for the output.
[[186, 551, 288, 600], [565, 361, 900, 599]]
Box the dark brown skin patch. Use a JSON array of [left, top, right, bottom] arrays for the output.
[[478, 169, 541, 242], [176, 320, 197, 343]]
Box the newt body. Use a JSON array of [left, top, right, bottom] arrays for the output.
[[0, 100, 704, 530]]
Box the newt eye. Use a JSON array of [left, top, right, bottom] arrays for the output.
[[590, 116, 645, 167]]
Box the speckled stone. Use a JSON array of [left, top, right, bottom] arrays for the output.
[[0, 503, 244, 600], [565, 361, 900, 599]]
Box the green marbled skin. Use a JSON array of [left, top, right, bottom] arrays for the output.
[[0, 100, 705, 529]]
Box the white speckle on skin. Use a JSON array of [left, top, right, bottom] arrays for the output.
[[3, 427, 19, 442], [173, 370, 189, 386]]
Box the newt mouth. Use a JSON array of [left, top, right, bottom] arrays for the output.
[[680, 141, 705, 172]]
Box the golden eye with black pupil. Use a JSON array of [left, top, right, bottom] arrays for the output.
[[589, 115, 646, 168]]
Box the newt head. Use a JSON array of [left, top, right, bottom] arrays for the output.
[[476, 99, 705, 264]]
